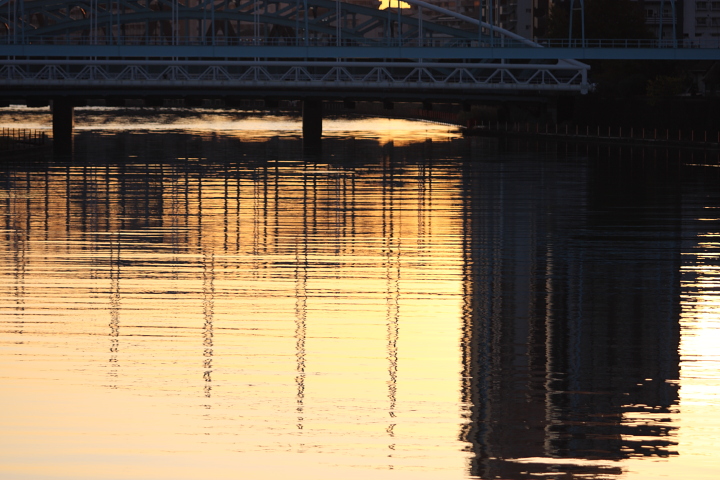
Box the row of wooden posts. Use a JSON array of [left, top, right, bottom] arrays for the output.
[[351, 106, 720, 146], [0, 128, 48, 152], [473, 120, 720, 145], [3, 119, 717, 154]]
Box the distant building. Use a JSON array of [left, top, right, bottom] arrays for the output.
[[533, 0, 551, 39], [636, 0, 684, 42], [490, 0, 534, 38], [680, 0, 720, 44], [632, 0, 720, 46], [403, 0, 720, 43], [408, 0, 479, 31], [625, 0, 720, 46], [414, 0, 537, 39]]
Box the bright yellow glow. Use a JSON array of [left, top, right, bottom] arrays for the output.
[[380, 0, 412, 9], [0, 106, 459, 146]]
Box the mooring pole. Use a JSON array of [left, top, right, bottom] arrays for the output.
[[302, 99, 323, 152]]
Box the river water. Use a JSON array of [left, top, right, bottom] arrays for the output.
[[1, 108, 719, 480]]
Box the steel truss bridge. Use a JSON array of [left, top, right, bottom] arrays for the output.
[[0, 0, 597, 99], [3, 0, 720, 101], [3, 0, 720, 100]]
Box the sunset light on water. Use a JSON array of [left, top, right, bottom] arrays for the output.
[[1, 108, 720, 480]]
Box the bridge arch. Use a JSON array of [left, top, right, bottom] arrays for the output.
[[4, 0, 505, 45]]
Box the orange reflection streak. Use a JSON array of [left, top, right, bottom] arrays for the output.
[[0, 131, 468, 479], [0, 106, 460, 146]]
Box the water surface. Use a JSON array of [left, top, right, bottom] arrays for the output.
[[1, 109, 719, 480]]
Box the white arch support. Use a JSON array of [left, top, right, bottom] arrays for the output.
[[402, 0, 590, 71]]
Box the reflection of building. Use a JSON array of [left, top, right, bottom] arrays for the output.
[[460, 152, 557, 477], [460, 149, 681, 477]]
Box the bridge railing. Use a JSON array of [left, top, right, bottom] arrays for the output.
[[3, 34, 532, 49], [538, 38, 720, 49], [6, 34, 720, 49], [471, 121, 720, 148]]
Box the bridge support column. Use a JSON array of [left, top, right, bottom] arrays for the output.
[[52, 98, 74, 156], [302, 99, 323, 151]]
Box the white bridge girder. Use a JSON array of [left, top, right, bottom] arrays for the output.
[[0, 59, 588, 93]]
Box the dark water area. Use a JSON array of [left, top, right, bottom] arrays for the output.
[[1, 116, 719, 480], [571, 95, 720, 131]]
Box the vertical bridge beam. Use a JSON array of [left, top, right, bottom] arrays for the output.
[[302, 99, 323, 151], [52, 98, 75, 156]]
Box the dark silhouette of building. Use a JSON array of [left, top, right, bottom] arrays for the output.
[[460, 149, 681, 478]]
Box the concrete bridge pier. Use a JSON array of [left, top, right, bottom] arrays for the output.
[[52, 98, 75, 156], [302, 99, 323, 152]]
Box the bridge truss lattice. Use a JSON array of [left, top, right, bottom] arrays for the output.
[[0, 0, 590, 96]]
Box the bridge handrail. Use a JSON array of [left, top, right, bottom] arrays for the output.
[[0, 58, 585, 70], [3, 35, 529, 48], [11, 35, 716, 49], [5, 34, 720, 49], [537, 38, 720, 49]]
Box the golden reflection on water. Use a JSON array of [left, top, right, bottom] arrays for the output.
[[671, 217, 720, 480], [0, 106, 460, 145], [2, 111, 720, 480], [0, 125, 469, 479], [620, 207, 720, 480]]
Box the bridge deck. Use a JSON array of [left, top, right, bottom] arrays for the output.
[[3, 44, 720, 61]]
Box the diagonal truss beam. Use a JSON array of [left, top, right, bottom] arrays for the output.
[[0, 58, 589, 93]]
